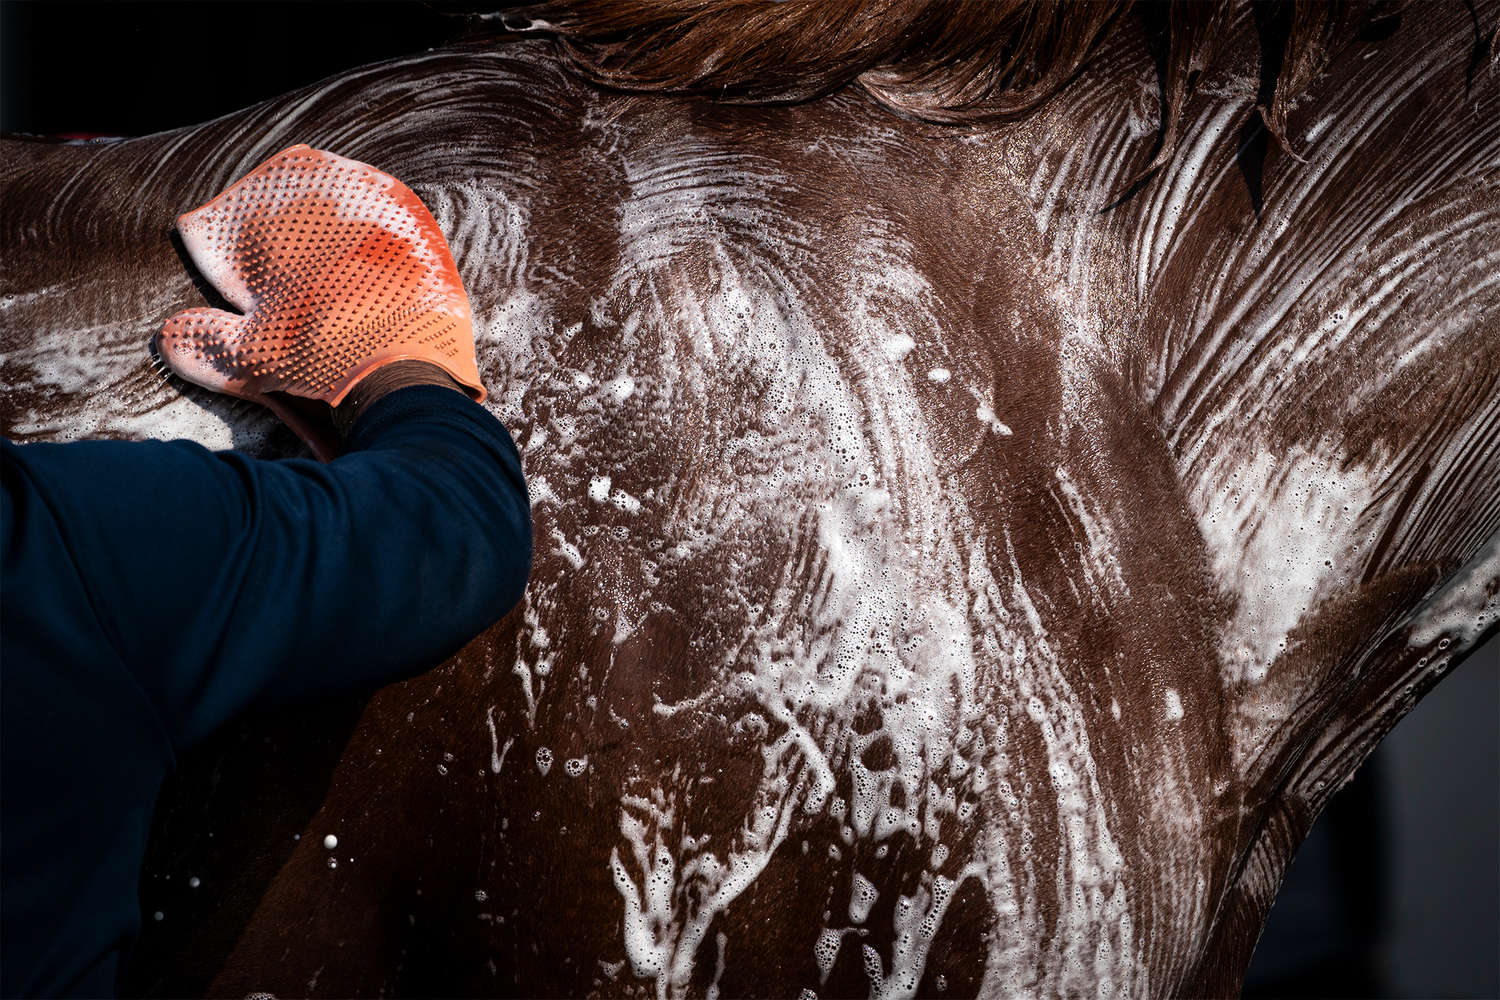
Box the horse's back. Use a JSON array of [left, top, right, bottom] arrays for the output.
[[2, 10, 1497, 996]]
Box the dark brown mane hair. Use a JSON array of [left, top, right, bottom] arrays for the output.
[[501, 0, 1411, 169]]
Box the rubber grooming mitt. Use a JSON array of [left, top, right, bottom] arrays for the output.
[[157, 144, 483, 458]]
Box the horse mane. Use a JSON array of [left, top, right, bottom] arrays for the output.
[[499, 0, 1408, 165]]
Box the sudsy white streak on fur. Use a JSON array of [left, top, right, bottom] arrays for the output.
[[1405, 532, 1500, 661], [1191, 441, 1387, 686]]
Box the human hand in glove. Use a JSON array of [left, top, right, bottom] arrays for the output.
[[156, 144, 484, 460]]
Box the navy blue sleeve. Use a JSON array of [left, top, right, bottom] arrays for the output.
[[4, 386, 532, 751]]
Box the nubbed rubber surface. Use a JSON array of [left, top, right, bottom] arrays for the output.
[[157, 143, 483, 408]]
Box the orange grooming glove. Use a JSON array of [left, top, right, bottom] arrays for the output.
[[157, 144, 483, 457]]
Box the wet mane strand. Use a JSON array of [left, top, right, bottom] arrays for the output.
[[503, 0, 1406, 165]]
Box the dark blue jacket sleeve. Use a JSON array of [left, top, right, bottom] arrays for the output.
[[4, 385, 532, 752], [2, 385, 529, 996]]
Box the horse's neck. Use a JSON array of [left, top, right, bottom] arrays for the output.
[[1009, 2, 1500, 752]]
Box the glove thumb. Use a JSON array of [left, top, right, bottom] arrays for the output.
[[155, 307, 255, 399], [156, 306, 345, 461]]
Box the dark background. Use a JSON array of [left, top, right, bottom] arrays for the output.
[[3, 3, 1497, 996], [0, 2, 478, 137]]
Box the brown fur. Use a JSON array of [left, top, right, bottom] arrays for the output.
[[2, 2, 1497, 994], [510, 0, 1407, 153]]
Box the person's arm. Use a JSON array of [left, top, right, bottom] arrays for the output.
[[7, 368, 530, 751]]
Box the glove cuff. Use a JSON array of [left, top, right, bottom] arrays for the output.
[[333, 361, 470, 436]]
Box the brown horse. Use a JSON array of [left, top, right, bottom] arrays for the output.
[[2, 1, 1496, 996]]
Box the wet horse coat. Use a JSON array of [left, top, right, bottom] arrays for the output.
[[1, 3, 1497, 996]]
